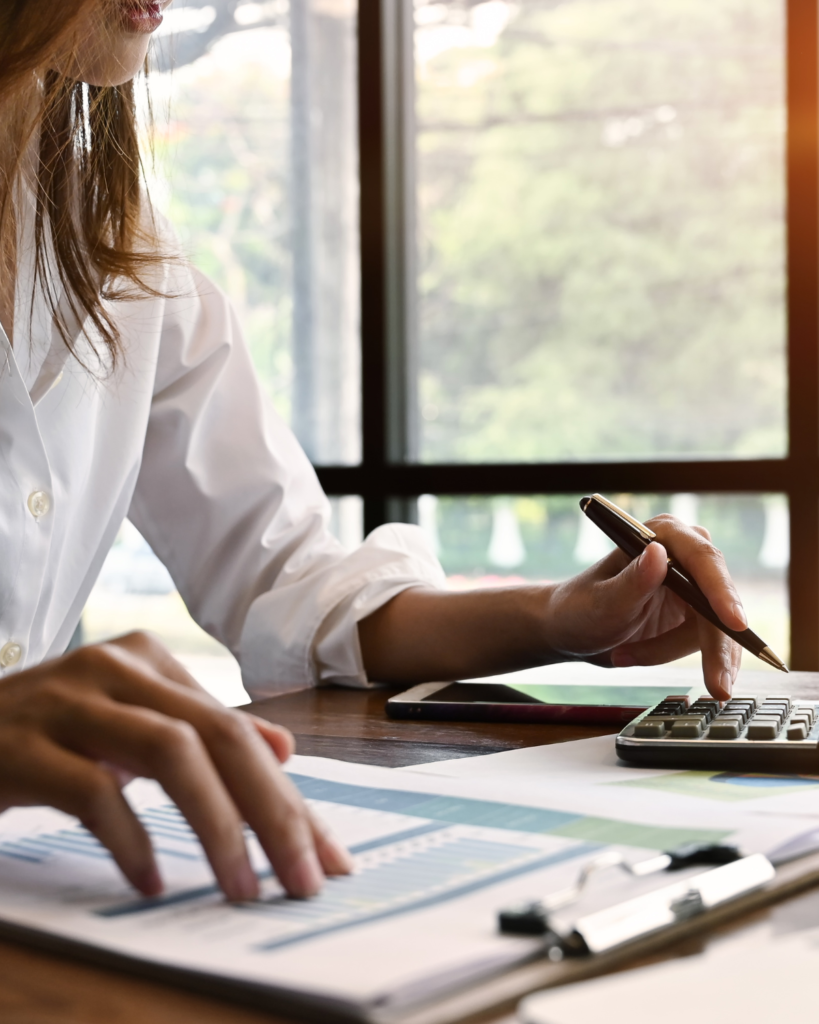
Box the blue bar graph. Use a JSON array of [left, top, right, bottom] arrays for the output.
[[250, 834, 594, 952], [97, 824, 596, 954], [287, 775, 583, 833], [0, 806, 207, 866]]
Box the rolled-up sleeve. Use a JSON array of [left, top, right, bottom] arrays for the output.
[[129, 265, 445, 699], [243, 523, 446, 693]]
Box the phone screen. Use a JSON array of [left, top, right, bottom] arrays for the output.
[[425, 682, 691, 708]]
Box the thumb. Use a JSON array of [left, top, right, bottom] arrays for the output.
[[603, 541, 668, 613]]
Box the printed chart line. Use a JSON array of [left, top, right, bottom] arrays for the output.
[[95, 821, 452, 918], [255, 843, 595, 952]]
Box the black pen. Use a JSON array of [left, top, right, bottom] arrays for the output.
[[579, 493, 788, 673]]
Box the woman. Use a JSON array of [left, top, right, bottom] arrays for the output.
[[0, 0, 746, 903]]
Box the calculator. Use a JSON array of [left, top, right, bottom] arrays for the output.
[[616, 694, 819, 772]]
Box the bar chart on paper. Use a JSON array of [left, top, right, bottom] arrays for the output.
[[0, 796, 592, 950], [0, 758, 810, 1019], [0, 770, 736, 954]]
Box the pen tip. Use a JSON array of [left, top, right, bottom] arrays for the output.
[[757, 646, 788, 673]]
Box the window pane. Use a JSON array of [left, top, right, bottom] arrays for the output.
[[151, 0, 361, 465], [417, 493, 789, 667], [413, 1, 786, 463]]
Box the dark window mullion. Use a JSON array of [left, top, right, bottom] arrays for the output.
[[358, 0, 389, 534], [786, 0, 819, 670], [315, 459, 795, 497]]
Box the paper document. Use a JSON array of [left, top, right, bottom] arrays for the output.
[[400, 734, 819, 863], [0, 754, 807, 1020]]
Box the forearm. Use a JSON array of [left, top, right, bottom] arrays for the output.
[[357, 585, 564, 683], [356, 533, 747, 700]]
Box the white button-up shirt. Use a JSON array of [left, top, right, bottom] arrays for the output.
[[0, 211, 444, 696]]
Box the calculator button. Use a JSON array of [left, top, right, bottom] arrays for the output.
[[670, 717, 707, 738], [747, 718, 781, 740], [787, 723, 809, 741], [715, 714, 745, 729], [663, 695, 691, 708], [723, 703, 752, 722], [708, 721, 740, 740], [688, 705, 717, 724], [635, 718, 670, 738]]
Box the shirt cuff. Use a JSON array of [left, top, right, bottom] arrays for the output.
[[239, 523, 445, 698]]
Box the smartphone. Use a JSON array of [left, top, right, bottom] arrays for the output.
[[385, 679, 693, 726]]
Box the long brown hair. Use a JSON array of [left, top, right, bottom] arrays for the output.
[[0, 0, 165, 368]]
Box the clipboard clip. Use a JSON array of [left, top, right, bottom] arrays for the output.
[[498, 844, 772, 957]]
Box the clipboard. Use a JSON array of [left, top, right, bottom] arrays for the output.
[[373, 848, 819, 1024], [497, 845, 774, 955]]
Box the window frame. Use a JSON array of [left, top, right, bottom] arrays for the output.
[[314, 0, 819, 670]]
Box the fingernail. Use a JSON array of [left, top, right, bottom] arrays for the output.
[[324, 835, 354, 875], [720, 669, 733, 699], [231, 860, 259, 902], [288, 849, 324, 898], [733, 603, 748, 628]]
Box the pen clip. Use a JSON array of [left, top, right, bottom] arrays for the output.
[[590, 493, 656, 542]]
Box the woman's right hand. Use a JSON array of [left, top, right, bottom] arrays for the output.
[[0, 632, 352, 900]]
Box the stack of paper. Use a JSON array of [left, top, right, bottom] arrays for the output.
[[0, 753, 810, 1021]]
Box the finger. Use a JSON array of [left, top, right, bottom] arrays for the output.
[[246, 714, 296, 763], [0, 735, 161, 896], [696, 614, 741, 701], [109, 642, 297, 762], [611, 617, 700, 668], [92, 657, 326, 897], [198, 717, 326, 897], [69, 642, 296, 764], [46, 697, 258, 902], [646, 516, 747, 631], [306, 807, 354, 876], [107, 633, 211, 696]]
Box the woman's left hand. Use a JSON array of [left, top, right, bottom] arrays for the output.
[[542, 515, 746, 700]]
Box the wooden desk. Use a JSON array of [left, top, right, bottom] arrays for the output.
[[1, 671, 817, 1024]]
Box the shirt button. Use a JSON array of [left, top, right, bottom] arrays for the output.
[[27, 490, 51, 519], [0, 642, 22, 668]]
